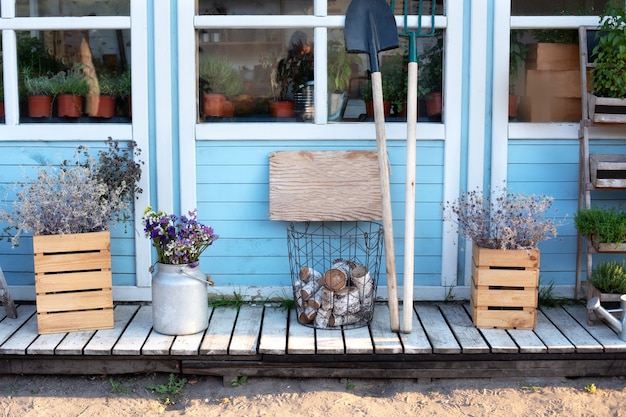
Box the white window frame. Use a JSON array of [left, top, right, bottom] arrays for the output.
[[0, 0, 152, 293]]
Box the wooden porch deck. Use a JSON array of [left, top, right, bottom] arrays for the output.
[[1, 301, 626, 383]]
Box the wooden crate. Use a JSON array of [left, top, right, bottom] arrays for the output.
[[518, 96, 581, 122], [33, 231, 114, 334], [470, 244, 539, 329], [525, 69, 581, 98], [588, 94, 626, 124], [525, 43, 579, 71], [590, 154, 626, 188]]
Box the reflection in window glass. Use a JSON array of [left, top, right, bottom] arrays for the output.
[[328, 0, 444, 15], [198, 0, 312, 15], [1, 42, 4, 121], [198, 28, 314, 122], [511, 0, 609, 15], [17, 30, 131, 122], [16, 0, 129, 17]]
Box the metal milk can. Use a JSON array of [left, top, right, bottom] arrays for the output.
[[151, 263, 209, 335]]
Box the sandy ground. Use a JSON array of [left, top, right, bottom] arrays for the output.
[[0, 374, 624, 416]]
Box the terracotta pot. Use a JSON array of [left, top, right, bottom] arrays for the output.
[[508, 95, 518, 119], [365, 100, 391, 118], [128, 95, 132, 118], [27, 95, 52, 118], [425, 92, 443, 120], [223, 100, 234, 118], [0, 102, 4, 119], [93, 96, 116, 118], [57, 94, 83, 118], [202, 93, 226, 118], [270, 101, 294, 118]]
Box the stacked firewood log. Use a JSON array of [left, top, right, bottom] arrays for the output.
[[293, 258, 375, 328]]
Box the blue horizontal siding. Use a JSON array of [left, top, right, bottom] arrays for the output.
[[196, 140, 445, 288]]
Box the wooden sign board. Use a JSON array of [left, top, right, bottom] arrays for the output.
[[269, 150, 382, 221]]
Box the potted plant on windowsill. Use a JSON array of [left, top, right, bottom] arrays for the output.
[[443, 185, 560, 329], [117, 69, 132, 118], [418, 31, 444, 121], [91, 73, 119, 119], [327, 40, 361, 121], [509, 30, 528, 119], [50, 67, 90, 118], [199, 55, 244, 118], [0, 138, 143, 334], [22, 70, 54, 118]]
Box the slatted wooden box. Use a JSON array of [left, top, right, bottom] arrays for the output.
[[470, 243, 539, 329], [590, 154, 626, 188], [33, 231, 114, 334]]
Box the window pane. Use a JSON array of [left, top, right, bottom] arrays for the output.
[[16, 0, 129, 17], [17, 31, 131, 122], [329, 0, 444, 15], [198, 29, 314, 122], [1, 39, 4, 122], [511, 0, 609, 15], [198, 0, 312, 15]]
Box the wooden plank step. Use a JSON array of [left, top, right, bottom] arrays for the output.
[[541, 306, 603, 353], [113, 305, 153, 355], [0, 305, 36, 348], [398, 304, 432, 354], [1, 314, 39, 355], [369, 304, 403, 354], [171, 329, 205, 356], [83, 305, 138, 355], [415, 303, 461, 354], [507, 329, 547, 353], [344, 325, 374, 354], [563, 304, 626, 353], [199, 306, 238, 355], [27, 330, 67, 355], [439, 303, 489, 354], [258, 305, 288, 355], [142, 330, 175, 355], [463, 304, 518, 353], [54, 330, 95, 355], [229, 304, 263, 356], [533, 310, 575, 353], [287, 308, 315, 354], [315, 328, 345, 354]]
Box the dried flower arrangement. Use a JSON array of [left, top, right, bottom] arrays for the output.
[[442, 185, 559, 250], [1, 138, 143, 246], [142, 207, 218, 268]]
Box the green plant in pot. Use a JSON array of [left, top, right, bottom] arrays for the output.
[[92, 73, 120, 118], [418, 31, 443, 121], [589, 260, 626, 295], [327, 40, 361, 120], [50, 67, 90, 118], [381, 54, 407, 117], [22, 68, 55, 118], [509, 29, 528, 118], [117, 69, 132, 118], [574, 206, 626, 249], [199, 55, 243, 118], [591, 1, 626, 98]]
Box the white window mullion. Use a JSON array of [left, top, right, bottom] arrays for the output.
[[491, 0, 510, 187], [314, 27, 328, 124]]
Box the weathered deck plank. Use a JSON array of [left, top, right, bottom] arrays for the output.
[[563, 304, 626, 352], [199, 306, 238, 355], [532, 310, 575, 353], [27, 330, 66, 355], [416, 303, 461, 354], [399, 305, 432, 354], [315, 328, 345, 354], [229, 304, 263, 355], [507, 329, 547, 353], [439, 303, 489, 354], [0, 305, 36, 348], [113, 305, 153, 355], [2, 314, 39, 355], [287, 309, 315, 354], [344, 325, 374, 354], [369, 304, 403, 354], [83, 305, 139, 355], [541, 305, 604, 353], [258, 306, 288, 355], [142, 330, 175, 355]]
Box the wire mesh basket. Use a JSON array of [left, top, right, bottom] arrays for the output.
[[287, 221, 383, 329]]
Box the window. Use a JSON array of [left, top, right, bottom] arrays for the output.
[[195, 0, 447, 124]]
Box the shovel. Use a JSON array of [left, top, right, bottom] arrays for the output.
[[345, 0, 400, 332]]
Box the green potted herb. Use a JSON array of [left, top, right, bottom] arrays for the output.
[[199, 55, 243, 118], [50, 67, 90, 118], [587, 260, 626, 314], [509, 30, 528, 118], [327, 40, 361, 120], [574, 207, 626, 250], [93, 73, 119, 118], [381, 54, 407, 117], [22, 69, 55, 118], [591, 1, 626, 99], [418, 31, 443, 120], [117, 69, 132, 118]]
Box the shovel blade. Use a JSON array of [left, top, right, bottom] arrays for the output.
[[345, 0, 398, 72]]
